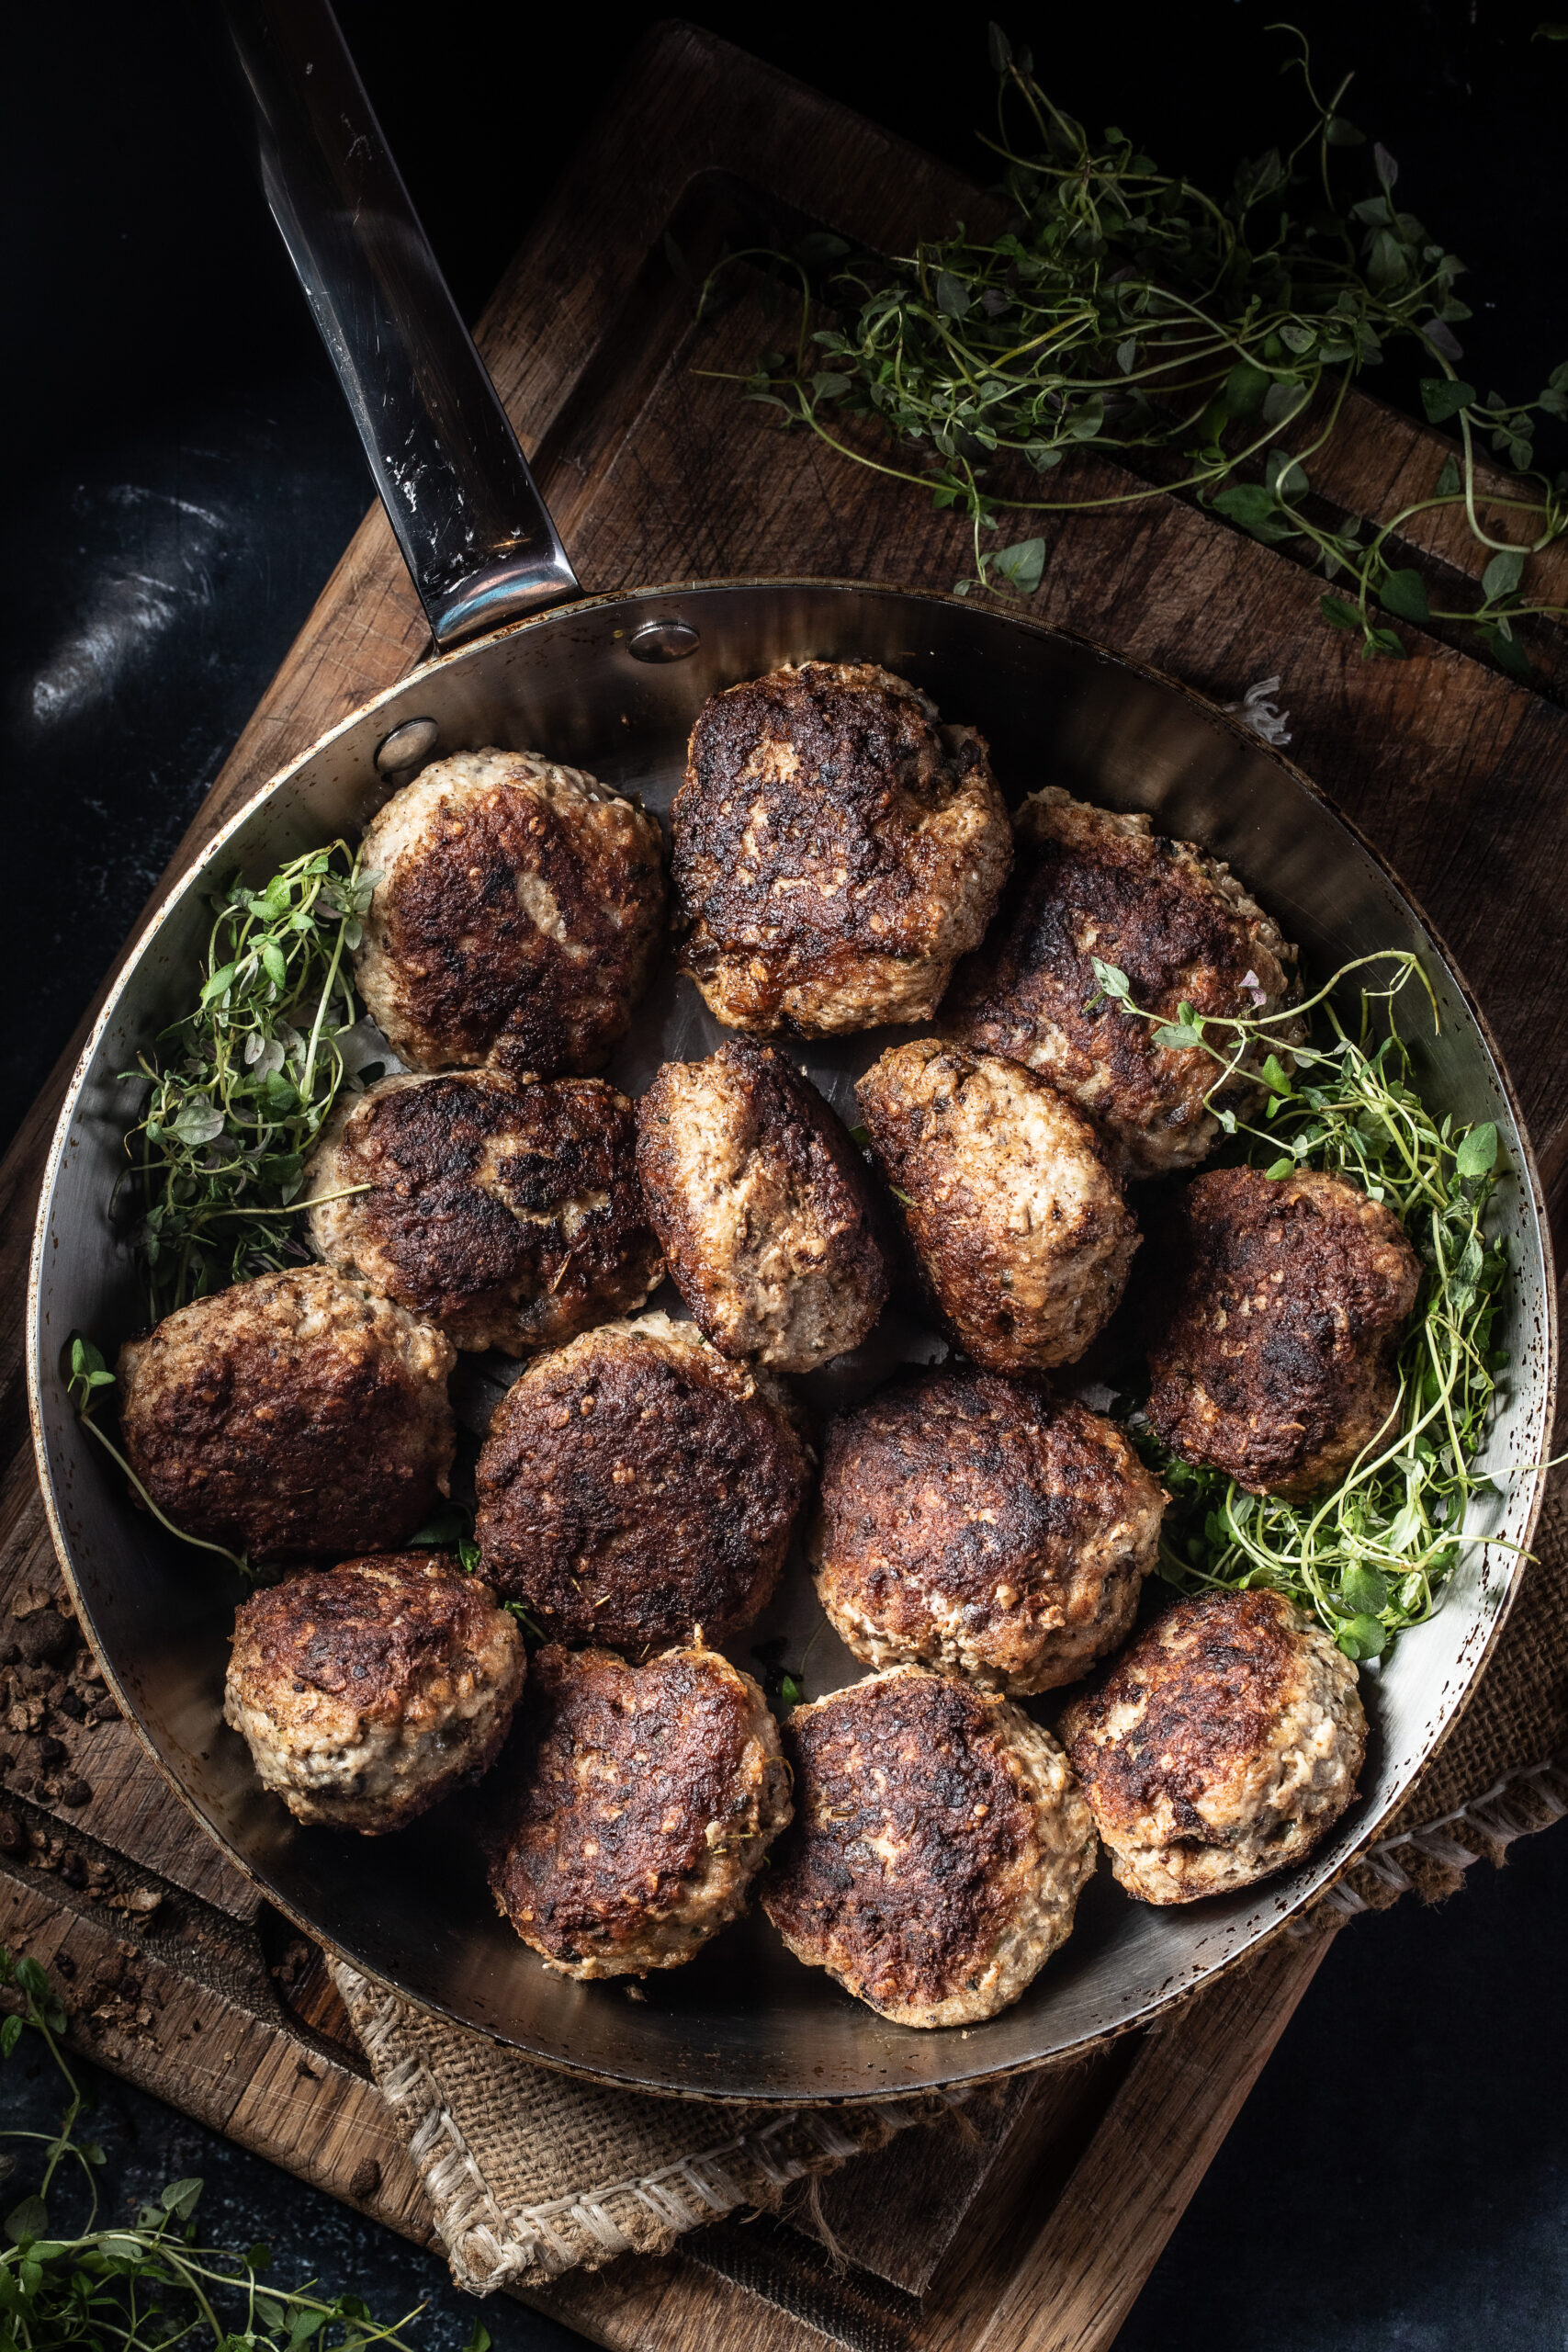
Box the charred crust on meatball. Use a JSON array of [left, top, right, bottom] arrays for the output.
[[811, 1366, 1166, 1693], [854, 1039, 1140, 1374], [224, 1552, 525, 1834], [671, 662, 1012, 1035], [473, 1312, 814, 1654], [762, 1667, 1095, 2028], [117, 1267, 456, 1561], [306, 1069, 662, 1354], [355, 749, 666, 1079], [1145, 1166, 1422, 1498], [1059, 1589, 1366, 1905], [947, 787, 1298, 1174], [489, 1642, 792, 1976], [635, 1042, 893, 1372]]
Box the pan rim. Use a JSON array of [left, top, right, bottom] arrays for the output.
[[26, 575, 1558, 2101]]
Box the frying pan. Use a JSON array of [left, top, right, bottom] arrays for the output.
[[26, 0, 1556, 2102]]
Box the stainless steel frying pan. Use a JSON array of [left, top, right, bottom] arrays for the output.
[[26, 0, 1556, 2102]]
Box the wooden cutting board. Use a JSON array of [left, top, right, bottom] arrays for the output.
[[3, 22, 1565, 2351]]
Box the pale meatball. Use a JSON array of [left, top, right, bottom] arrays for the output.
[[812, 1368, 1166, 1693], [855, 1040, 1139, 1373], [1145, 1167, 1422, 1498], [762, 1667, 1095, 2028], [474, 1312, 813, 1654], [305, 1069, 662, 1354], [948, 787, 1298, 1174], [117, 1267, 455, 1561], [490, 1641, 791, 1977], [355, 748, 665, 1079], [635, 1042, 893, 1373], [1059, 1589, 1366, 1905], [671, 662, 1011, 1035], [224, 1553, 525, 1833]]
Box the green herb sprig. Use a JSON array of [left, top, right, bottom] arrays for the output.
[[0, 1946, 466, 2352], [1094, 950, 1512, 1660], [122, 845, 377, 1321], [66, 1337, 248, 1580], [702, 26, 1566, 672]]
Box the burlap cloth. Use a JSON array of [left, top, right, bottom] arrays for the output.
[[330, 1482, 1568, 2298]]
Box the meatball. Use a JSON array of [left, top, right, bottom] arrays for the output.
[[635, 1043, 893, 1373], [671, 662, 1011, 1035], [1145, 1167, 1422, 1498], [117, 1267, 455, 1562], [490, 1641, 791, 1977], [224, 1552, 525, 1833], [304, 1069, 662, 1354], [855, 1040, 1139, 1373], [474, 1311, 813, 1653], [947, 786, 1297, 1175], [762, 1667, 1095, 2027], [355, 748, 665, 1079], [812, 1368, 1165, 1694], [1059, 1589, 1366, 1904]]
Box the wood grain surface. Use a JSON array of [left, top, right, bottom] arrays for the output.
[[1, 21, 1562, 2351]]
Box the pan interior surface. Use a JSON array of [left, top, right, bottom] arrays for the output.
[[29, 583, 1552, 2102]]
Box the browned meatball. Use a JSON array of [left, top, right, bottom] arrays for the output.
[[117, 1267, 455, 1562], [490, 1642, 791, 1976], [812, 1368, 1165, 1694], [635, 1043, 893, 1373], [1145, 1167, 1422, 1498], [762, 1668, 1095, 2027], [855, 1040, 1139, 1373], [1059, 1589, 1366, 1904], [224, 1553, 525, 1833], [671, 662, 1011, 1035], [948, 787, 1297, 1175], [473, 1312, 813, 1653], [305, 1069, 662, 1354], [355, 749, 665, 1079]]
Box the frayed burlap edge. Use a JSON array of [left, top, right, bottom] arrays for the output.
[[1304, 1750, 1568, 1919], [329, 1958, 969, 2296]]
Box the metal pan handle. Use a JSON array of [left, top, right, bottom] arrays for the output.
[[223, 0, 580, 644]]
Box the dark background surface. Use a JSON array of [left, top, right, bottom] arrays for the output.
[[5, 2, 1566, 2344]]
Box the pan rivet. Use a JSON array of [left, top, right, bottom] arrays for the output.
[[375, 717, 440, 775], [627, 619, 700, 663]]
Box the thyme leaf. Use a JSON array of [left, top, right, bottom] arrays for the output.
[[703, 28, 1566, 671], [119, 844, 375, 1319], [0, 1946, 435, 2348]]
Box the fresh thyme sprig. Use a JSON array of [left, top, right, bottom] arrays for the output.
[[0, 1946, 458, 2352], [1094, 949, 1510, 1660], [701, 25, 1566, 672], [66, 1336, 248, 1580], [121, 845, 378, 1321]]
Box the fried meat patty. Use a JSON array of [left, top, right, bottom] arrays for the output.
[[671, 662, 1011, 1035], [1145, 1167, 1422, 1498], [948, 787, 1297, 1174], [118, 1267, 455, 1561], [762, 1667, 1095, 2027], [225, 1552, 525, 1833], [474, 1312, 813, 1653], [1059, 1589, 1365, 1904], [636, 1043, 892, 1372], [355, 749, 665, 1079], [490, 1642, 791, 1976], [855, 1040, 1139, 1372], [812, 1369, 1165, 1693], [305, 1069, 662, 1354]]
